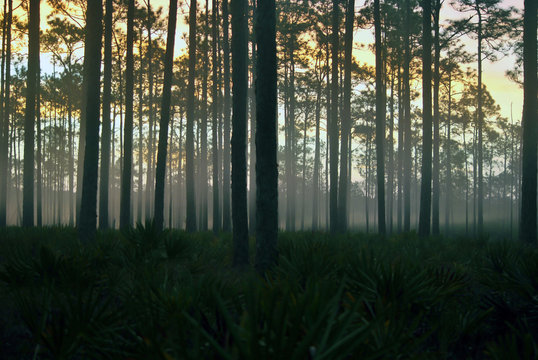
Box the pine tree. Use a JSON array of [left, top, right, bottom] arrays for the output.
[[79, 0, 103, 242], [154, 0, 178, 231]]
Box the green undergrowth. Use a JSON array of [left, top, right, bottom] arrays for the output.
[[0, 225, 537, 359]]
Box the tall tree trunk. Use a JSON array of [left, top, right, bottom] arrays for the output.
[[23, 0, 39, 227], [222, 0, 232, 231], [0, 0, 7, 227], [138, 27, 144, 222], [312, 62, 322, 231], [431, 0, 441, 235], [154, 0, 177, 231], [212, 0, 221, 233], [387, 70, 394, 233], [199, 0, 209, 231], [231, 0, 249, 267], [338, 0, 354, 232], [36, 59, 42, 226], [99, 0, 113, 229], [186, 0, 198, 232], [374, 0, 385, 235], [254, 0, 278, 273], [403, 0, 412, 231], [477, 9, 483, 234], [520, 0, 537, 243], [249, 0, 256, 234], [79, 0, 103, 241], [445, 68, 452, 236], [418, 0, 432, 237], [146, 1, 154, 220], [397, 65, 403, 232], [119, 0, 135, 230], [329, 0, 339, 233]]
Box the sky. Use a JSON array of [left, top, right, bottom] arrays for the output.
[[36, 0, 523, 124]]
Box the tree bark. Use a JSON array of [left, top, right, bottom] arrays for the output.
[[520, 0, 537, 243], [120, 0, 135, 230], [374, 0, 386, 235], [186, 0, 198, 232], [418, 0, 432, 237], [222, 0, 232, 231], [212, 0, 221, 233], [99, 0, 113, 229], [231, 0, 249, 267], [79, 0, 103, 241], [154, 0, 178, 231], [338, 0, 354, 232], [254, 0, 278, 273], [23, 0, 40, 227], [329, 0, 339, 234]]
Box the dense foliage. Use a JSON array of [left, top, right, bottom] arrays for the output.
[[1, 226, 537, 359]]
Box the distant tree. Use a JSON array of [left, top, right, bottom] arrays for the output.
[[0, 0, 12, 227], [255, 0, 278, 273], [154, 0, 178, 231], [431, 0, 441, 235], [185, 0, 197, 232], [99, 0, 113, 229], [329, 0, 339, 233], [373, 0, 386, 235], [120, 0, 135, 230], [520, 0, 536, 243], [200, 0, 209, 231], [451, 0, 516, 234], [231, 0, 249, 267], [338, 0, 354, 233], [79, 0, 103, 242], [23, 0, 40, 227], [222, 0, 232, 231], [212, 0, 220, 233], [418, 0, 432, 237]]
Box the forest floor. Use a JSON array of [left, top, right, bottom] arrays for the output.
[[0, 225, 537, 359]]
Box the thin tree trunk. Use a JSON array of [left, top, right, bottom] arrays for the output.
[[23, 0, 39, 227], [432, 0, 441, 235], [212, 0, 220, 233], [418, 0, 432, 237], [119, 0, 135, 230], [146, 1, 155, 220], [329, 0, 339, 233], [99, 0, 113, 229], [403, 0, 412, 231], [222, 0, 231, 231], [186, 0, 198, 232], [199, 0, 209, 231], [338, 0, 354, 232], [477, 9, 483, 234], [374, 0, 385, 235], [520, 0, 537, 243], [154, 0, 177, 231]]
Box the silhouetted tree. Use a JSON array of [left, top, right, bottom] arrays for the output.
[[185, 0, 197, 232], [23, 0, 40, 227], [120, 0, 135, 230], [255, 0, 278, 273], [374, 0, 386, 235], [79, 0, 103, 242], [520, 0, 536, 243], [99, 0, 113, 229], [418, 0, 432, 237], [231, 0, 249, 267], [154, 0, 178, 231], [338, 0, 354, 233]]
